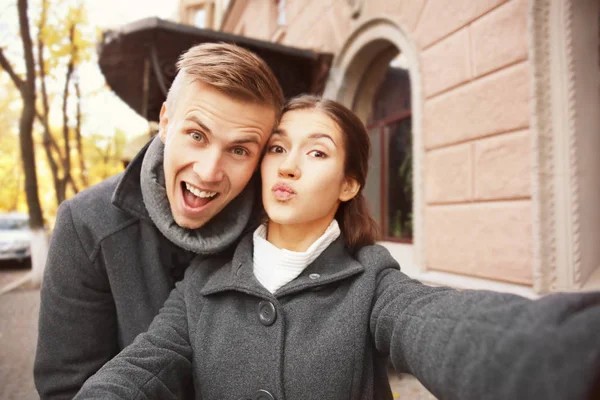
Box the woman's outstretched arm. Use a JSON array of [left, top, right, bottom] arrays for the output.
[[359, 245, 600, 400], [73, 269, 196, 400]]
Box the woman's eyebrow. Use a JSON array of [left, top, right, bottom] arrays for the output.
[[272, 128, 337, 147], [308, 133, 337, 147], [271, 129, 336, 147]]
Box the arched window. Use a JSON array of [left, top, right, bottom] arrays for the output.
[[356, 52, 413, 241]]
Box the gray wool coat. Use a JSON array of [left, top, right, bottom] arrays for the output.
[[75, 234, 600, 400], [35, 143, 253, 400]]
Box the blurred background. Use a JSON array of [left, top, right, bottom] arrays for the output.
[[0, 0, 599, 398]]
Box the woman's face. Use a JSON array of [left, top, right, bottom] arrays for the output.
[[261, 108, 358, 229]]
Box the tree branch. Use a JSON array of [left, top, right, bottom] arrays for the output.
[[37, 2, 50, 119], [34, 108, 62, 157], [18, 0, 35, 93], [35, 0, 65, 206], [0, 47, 25, 92], [61, 23, 76, 184], [74, 79, 87, 187]]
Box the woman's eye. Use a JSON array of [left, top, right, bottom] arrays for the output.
[[308, 150, 327, 158], [268, 145, 285, 153], [232, 147, 249, 156], [190, 131, 205, 142]]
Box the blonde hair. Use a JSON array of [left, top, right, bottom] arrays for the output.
[[165, 42, 284, 120]]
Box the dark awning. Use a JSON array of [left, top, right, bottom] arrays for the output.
[[98, 17, 333, 121]]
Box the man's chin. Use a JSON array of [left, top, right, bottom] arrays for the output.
[[172, 214, 209, 230]]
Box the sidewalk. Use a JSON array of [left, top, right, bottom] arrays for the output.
[[0, 267, 39, 400], [0, 266, 435, 399]]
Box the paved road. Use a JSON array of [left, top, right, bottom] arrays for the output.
[[0, 263, 435, 400]]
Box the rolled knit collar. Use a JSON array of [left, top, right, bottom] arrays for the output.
[[140, 135, 254, 255], [252, 219, 341, 293]]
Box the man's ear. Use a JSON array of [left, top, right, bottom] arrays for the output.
[[158, 103, 168, 143], [339, 177, 360, 202]]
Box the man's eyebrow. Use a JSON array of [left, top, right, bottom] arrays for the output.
[[184, 115, 211, 134], [231, 135, 262, 146]]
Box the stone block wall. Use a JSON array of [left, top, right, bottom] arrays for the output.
[[418, 0, 531, 284], [221, 0, 534, 286]]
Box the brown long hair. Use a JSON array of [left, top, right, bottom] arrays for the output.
[[282, 95, 379, 250]]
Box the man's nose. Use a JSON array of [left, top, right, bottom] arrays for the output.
[[277, 155, 301, 180], [192, 148, 224, 182]]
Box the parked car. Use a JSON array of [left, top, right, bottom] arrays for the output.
[[0, 212, 31, 263]]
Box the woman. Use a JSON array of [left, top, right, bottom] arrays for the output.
[[75, 96, 600, 400]]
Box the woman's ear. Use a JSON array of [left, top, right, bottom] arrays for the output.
[[339, 177, 361, 202]]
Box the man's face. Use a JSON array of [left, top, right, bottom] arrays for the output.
[[159, 79, 276, 229]]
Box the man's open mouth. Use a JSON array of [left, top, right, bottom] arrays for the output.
[[181, 182, 219, 209]]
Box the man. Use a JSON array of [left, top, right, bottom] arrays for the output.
[[34, 43, 284, 399]]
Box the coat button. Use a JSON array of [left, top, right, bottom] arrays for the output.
[[257, 300, 277, 326], [254, 389, 275, 400]]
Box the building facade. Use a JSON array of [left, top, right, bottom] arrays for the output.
[[179, 0, 232, 30], [179, 0, 600, 296]]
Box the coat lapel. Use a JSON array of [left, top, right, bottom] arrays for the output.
[[111, 139, 153, 221], [199, 233, 364, 298]]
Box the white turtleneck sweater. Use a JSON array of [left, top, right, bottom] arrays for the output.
[[253, 219, 341, 294]]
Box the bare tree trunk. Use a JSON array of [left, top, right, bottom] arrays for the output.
[[12, 160, 22, 211], [59, 23, 77, 202], [37, 0, 63, 207], [74, 79, 87, 188], [16, 0, 43, 228], [16, 0, 47, 287]]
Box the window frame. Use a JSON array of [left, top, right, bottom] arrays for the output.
[[366, 109, 413, 244]]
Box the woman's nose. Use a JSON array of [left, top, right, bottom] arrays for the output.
[[277, 156, 301, 179]]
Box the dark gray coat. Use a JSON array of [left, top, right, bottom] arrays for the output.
[[75, 234, 600, 400], [34, 145, 248, 400]]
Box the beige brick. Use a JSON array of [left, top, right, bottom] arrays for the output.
[[475, 130, 531, 200], [236, 1, 277, 40], [283, 0, 336, 50], [471, 0, 528, 77], [325, 2, 353, 52], [362, 0, 426, 31], [425, 143, 472, 203], [422, 28, 471, 98], [286, 0, 311, 23], [414, 0, 507, 48], [426, 201, 533, 284], [423, 61, 530, 149]]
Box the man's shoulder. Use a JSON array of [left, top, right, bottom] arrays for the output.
[[67, 173, 121, 210], [61, 173, 144, 247]]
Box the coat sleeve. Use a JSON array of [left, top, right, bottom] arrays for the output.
[[35, 201, 119, 400], [362, 246, 600, 400], [74, 275, 194, 400]]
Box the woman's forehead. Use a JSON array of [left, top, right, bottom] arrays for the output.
[[277, 109, 341, 139]]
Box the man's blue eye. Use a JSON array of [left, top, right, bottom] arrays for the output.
[[190, 132, 205, 142], [232, 148, 248, 156]]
